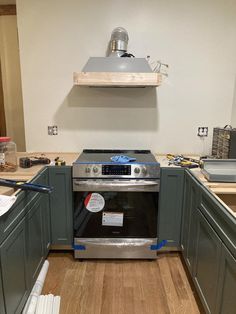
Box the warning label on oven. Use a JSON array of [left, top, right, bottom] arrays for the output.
[[84, 193, 105, 213], [102, 212, 124, 227]]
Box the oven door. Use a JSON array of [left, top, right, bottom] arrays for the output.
[[73, 179, 159, 239], [73, 179, 159, 259]]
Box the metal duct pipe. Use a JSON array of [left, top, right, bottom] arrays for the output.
[[108, 27, 129, 57]]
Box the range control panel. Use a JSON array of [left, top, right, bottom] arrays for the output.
[[72, 163, 160, 179], [102, 165, 131, 175]]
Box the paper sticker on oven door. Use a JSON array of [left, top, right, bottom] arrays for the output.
[[84, 193, 105, 213], [102, 212, 124, 227]]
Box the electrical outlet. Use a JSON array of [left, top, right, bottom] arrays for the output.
[[48, 125, 58, 135], [197, 127, 208, 137]]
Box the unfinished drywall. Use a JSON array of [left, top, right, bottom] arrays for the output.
[[16, 0, 236, 154]]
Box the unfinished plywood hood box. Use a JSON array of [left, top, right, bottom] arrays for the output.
[[73, 28, 162, 87], [73, 58, 162, 87]]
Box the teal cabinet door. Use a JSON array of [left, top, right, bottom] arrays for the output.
[[49, 167, 73, 247], [181, 171, 191, 255], [42, 193, 51, 255], [32, 168, 51, 254], [181, 171, 200, 274], [158, 168, 184, 248], [216, 244, 236, 314], [0, 219, 28, 314], [194, 209, 222, 314], [0, 267, 5, 314], [25, 196, 45, 288]]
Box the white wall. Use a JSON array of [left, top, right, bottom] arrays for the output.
[[16, 0, 236, 154], [231, 77, 236, 126]]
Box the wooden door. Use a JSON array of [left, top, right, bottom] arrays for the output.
[[0, 5, 16, 137], [0, 61, 6, 136]]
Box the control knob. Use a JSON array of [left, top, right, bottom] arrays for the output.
[[93, 166, 99, 173], [85, 167, 91, 173], [134, 167, 140, 174], [142, 167, 147, 175]]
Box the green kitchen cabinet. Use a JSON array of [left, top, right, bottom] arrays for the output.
[[0, 218, 28, 314], [158, 168, 184, 248], [181, 171, 201, 274], [215, 243, 236, 314], [31, 168, 51, 255], [25, 195, 45, 288], [0, 167, 51, 314], [193, 208, 222, 314], [199, 184, 236, 260], [49, 167, 73, 247], [0, 267, 5, 314], [182, 170, 236, 313]]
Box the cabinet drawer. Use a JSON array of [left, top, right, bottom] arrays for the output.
[[199, 188, 236, 258]]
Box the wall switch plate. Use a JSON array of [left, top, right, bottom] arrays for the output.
[[198, 127, 208, 137], [48, 125, 58, 135]]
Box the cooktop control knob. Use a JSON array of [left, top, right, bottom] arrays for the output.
[[85, 167, 91, 173], [93, 166, 99, 173], [142, 167, 147, 175], [134, 167, 140, 174]]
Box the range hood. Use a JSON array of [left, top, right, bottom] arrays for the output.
[[73, 27, 162, 87]]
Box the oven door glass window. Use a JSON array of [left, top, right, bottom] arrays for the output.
[[74, 191, 158, 238]]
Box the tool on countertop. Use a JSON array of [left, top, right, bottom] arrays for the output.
[[0, 178, 53, 194], [54, 157, 66, 166], [167, 154, 201, 168], [19, 156, 51, 168]]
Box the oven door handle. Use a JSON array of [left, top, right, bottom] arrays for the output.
[[73, 179, 160, 192]]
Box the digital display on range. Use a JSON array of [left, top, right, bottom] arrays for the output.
[[102, 165, 131, 175]]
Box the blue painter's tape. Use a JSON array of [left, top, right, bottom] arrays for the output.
[[150, 240, 167, 250], [74, 244, 86, 250]]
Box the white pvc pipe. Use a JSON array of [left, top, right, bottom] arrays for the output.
[[35, 295, 61, 314], [53, 296, 61, 314], [47, 294, 53, 314], [44, 295, 48, 314], [36, 295, 44, 314], [23, 260, 49, 314]]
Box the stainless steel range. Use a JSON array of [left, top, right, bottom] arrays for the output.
[[72, 149, 160, 259]]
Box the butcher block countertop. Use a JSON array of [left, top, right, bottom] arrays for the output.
[[0, 152, 236, 218], [190, 168, 236, 218], [0, 152, 79, 196]]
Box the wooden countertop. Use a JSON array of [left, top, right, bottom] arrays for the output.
[[156, 155, 236, 218], [0, 152, 80, 196], [0, 152, 235, 218], [191, 168, 236, 218]]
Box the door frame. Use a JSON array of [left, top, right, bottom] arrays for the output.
[[0, 4, 16, 136]]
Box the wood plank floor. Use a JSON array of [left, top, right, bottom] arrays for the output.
[[42, 252, 202, 314]]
